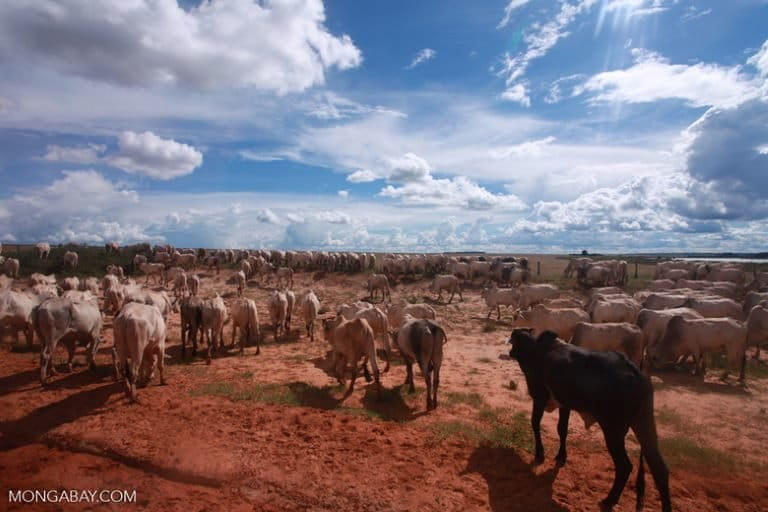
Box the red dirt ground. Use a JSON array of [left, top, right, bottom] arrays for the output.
[[1, 264, 767, 511]]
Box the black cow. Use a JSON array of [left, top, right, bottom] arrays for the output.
[[507, 328, 671, 512]]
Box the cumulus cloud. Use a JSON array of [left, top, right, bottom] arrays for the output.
[[674, 98, 768, 219], [42, 143, 106, 164], [346, 169, 379, 183], [748, 40, 768, 77], [0, 0, 361, 93], [544, 74, 585, 104], [387, 153, 432, 182], [337, 190, 349, 198], [106, 131, 203, 180], [380, 175, 528, 211], [0, 170, 148, 244], [578, 49, 759, 108], [497, 0, 532, 29], [405, 48, 436, 69]]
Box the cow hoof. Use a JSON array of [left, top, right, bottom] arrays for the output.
[[599, 499, 615, 512], [555, 454, 567, 466], [533, 455, 545, 465]]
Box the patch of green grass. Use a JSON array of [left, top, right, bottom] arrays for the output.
[[239, 371, 254, 379], [659, 436, 742, 472], [405, 295, 419, 304], [655, 406, 686, 430], [431, 410, 531, 451], [190, 381, 342, 407], [338, 407, 383, 420], [476, 357, 494, 364], [431, 421, 487, 444], [704, 352, 768, 379], [284, 354, 308, 362], [482, 322, 497, 333], [443, 391, 485, 409]]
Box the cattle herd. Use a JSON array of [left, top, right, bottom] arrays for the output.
[[2, 242, 768, 511]]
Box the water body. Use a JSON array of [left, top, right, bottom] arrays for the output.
[[675, 257, 768, 264]]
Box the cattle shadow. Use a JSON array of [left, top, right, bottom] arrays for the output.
[[651, 368, 751, 396], [463, 445, 568, 512], [0, 368, 39, 396], [360, 384, 428, 423], [0, 381, 121, 451], [42, 364, 115, 390]]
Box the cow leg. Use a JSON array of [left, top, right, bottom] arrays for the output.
[[231, 323, 237, 349], [112, 347, 120, 382], [156, 345, 166, 386], [343, 361, 359, 399], [40, 342, 53, 384], [424, 364, 433, 410], [497, 305, 502, 320], [432, 365, 440, 410], [65, 341, 76, 372], [632, 418, 671, 512], [362, 357, 373, 383], [405, 360, 415, 393], [555, 407, 571, 465], [600, 426, 632, 511], [87, 336, 100, 371], [531, 399, 546, 464]]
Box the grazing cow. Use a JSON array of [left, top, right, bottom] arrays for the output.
[[570, 322, 644, 368], [386, 302, 436, 329], [79, 277, 100, 296], [393, 317, 447, 411], [652, 316, 746, 381], [746, 304, 768, 359], [173, 251, 197, 270], [180, 296, 204, 357], [322, 316, 381, 400], [112, 302, 167, 402], [2, 258, 20, 278], [508, 328, 671, 512], [284, 289, 295, 331], [519, 304, 589, 341], [35, 296, 103, 385], [340, 305, 393, 373], [104, 285, 125, 315], [133, 254, 148, 272], [61, 276, 80, 291], [589, 297, 641, 324], [188, 274, 200, 297], [230, 298, 261, 353], [563, 258, 593, 278], [512, 284, 560, 311], [300, 290, 321, 341], [105, 241, 120, 255], [275, 267, 294, 289], [63, 251, 78, 271], [367, 274, 390, 302], [268, 290, 288, 342], [636, 308, 703, 355], [106, 264, 125, 281], [481, 285, 518, 320], [432, 275, 463, 304], [234, 270, 246, 296], [139, 262, 165, 285], [0, 290, 38, 345], [683, 297, 743, 321], [36, 242, 51, 259], [201, 295, 228, 363]]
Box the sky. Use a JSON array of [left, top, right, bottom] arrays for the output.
[[0, 0, 767, 253]]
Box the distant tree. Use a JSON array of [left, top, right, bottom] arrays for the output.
[[581, 249, 589, 256]]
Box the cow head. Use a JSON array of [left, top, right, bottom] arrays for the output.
[[507, 327, 535, 361]]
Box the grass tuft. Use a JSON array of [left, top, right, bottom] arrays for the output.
[[443, 391, 485, 409]]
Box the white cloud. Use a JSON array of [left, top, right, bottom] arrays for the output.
[[578, 49, 760, 108], [346, 169, 379, 183], [501, 83, 531, 107], [106, 131, 203, 180], [239, 151, 284, 162], [544, 74, 585, 104], [337, 190, 349, 198], [490, 136, 556, 159], [0, 0, 361, 93], [748, 40, 768, 77], [681, 6, 712, 23], [602, 0, 671, 17], [380, 175, 527, 211], [497, 0, 532, 29], [387, 153, 432, 182], [497, 0, 597, 98], [42, 143, 106, 164], [406, 48, 437, 69], [306, 91, 406, 120]]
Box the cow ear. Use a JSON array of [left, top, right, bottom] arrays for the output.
[[537, 330, 559, 346]]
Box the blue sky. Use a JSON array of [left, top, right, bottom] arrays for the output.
[[0, 0, 767, 252]]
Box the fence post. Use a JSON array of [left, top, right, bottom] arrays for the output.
[[634, 260, 639, 279], [537, 260, 541, 276]]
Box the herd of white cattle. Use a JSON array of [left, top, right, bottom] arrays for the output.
[[0, 242, 767, 408]]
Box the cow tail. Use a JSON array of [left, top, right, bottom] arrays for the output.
[[636, 447, 646, 512]]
